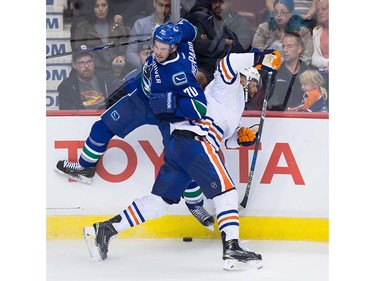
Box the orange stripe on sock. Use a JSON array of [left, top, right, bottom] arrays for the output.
[[202, 142, 234, 191], [218, 215, 239, 225], [128, 206, 140, 225]]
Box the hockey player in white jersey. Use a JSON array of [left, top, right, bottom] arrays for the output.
[[174, 54, 262, 150], [84, 51, 281, 270]]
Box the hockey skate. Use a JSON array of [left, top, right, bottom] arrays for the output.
[[54, 160, 96, 184], [83, 220, 118, 261], [221, 232, 262, 271], [187, 204, 215, 231]]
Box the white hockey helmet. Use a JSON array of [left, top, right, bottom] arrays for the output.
[[240, 67, 260, 87]]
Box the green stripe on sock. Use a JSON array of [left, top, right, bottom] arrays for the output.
[[82, 146, 102, 160], [183, 188, 203, 199]]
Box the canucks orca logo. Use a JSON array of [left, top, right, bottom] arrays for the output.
[[172, 72, 187, 86], [142, 62, 153, 95]]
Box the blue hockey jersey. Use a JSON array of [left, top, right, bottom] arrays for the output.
[[140, 19, 207, 121]]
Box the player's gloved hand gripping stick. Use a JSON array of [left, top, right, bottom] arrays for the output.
[[237, 126, 259, 147], [253, 48, 282, 72]]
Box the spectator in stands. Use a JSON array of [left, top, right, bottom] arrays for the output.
[[267, 32, 312, 111], [70, 0, 129, 77], [311, 0, 328, 87], [125, 0, 171, 70], [180, 0, 198, 17], [58, 45, 120, 110], [137, 42, 154, 67], [63, 0, 79, 24], [188, 0, 212, 14], [265, 0, 317, 31], [244, 81, 264, 111], [110, 0, 149, 28], [184, 0, 245, 89], [68, 0, 90, 39], [221, 0, 254, 52], [107, 42, 154, 106], [123, 42, 153, 83], [253, 0, 313, 65], [287, 69, 328, 112]]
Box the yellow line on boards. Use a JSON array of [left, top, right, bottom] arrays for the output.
[[46, 215, 328, 242]]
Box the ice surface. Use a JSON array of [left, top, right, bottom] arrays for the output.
[[47, 239, 328, 281]]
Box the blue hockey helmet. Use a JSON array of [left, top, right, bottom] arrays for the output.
[[153, 22, 182, 46]]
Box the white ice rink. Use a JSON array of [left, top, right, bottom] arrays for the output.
[[47, 238, 328, 281]]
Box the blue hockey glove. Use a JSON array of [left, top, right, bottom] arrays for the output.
[[237, 124, 260, 146], [148, 92, 177, 115], [252, 48, 282, 72]]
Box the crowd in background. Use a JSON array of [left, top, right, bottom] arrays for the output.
[[57, 0, 329, 112]]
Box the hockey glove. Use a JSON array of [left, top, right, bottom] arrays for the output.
[[252, 48, 282, 72], [148, 92, 177, 115], [237, 124, 260, 146]]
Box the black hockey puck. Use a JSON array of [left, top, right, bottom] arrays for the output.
[[183, 237, 193, 242]]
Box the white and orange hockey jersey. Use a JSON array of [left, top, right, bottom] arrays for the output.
[[171, 52, 258, 151]]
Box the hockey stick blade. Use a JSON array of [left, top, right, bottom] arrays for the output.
[[239, 71, 273, 212]]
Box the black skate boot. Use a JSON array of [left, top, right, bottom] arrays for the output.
[[187, 204, 215, 231], [83, 216, 120, 261], [54, 160, 96, 184], [221, 232, 262, 270]]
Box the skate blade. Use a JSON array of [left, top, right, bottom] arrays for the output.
[[54, 168, 92, 185], [223, 258, 263, 271], [205, 224, 214, 232], [83, 226, 103, 261]]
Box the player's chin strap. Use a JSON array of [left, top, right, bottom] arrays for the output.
[[243, 78, 259, 103], [244, 85, 249, 103]]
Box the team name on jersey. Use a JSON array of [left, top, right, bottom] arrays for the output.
[[152, 60, 162, 84]]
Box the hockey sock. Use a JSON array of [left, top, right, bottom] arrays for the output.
[[183, 182, 204, 208], [79, 120, 115, 168], [213, 189, 239, 241], [111, 194, 170, 233]]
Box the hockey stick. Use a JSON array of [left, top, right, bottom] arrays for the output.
[[239, 71, 273, 212], [46, 37, 152, 60]]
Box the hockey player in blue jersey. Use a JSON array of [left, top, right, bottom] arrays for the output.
[[55, 19, 216, 227], [83, 51, 282, 270], [55, 19, 281, 233]]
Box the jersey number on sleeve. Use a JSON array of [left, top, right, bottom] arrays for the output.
[[183, 86, 199, 97]]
